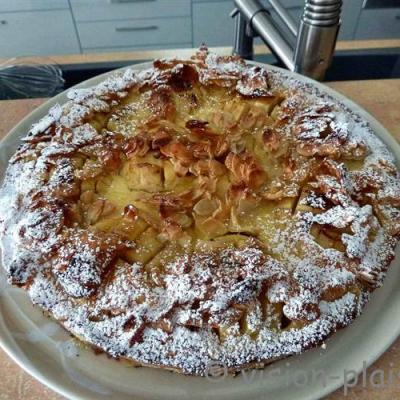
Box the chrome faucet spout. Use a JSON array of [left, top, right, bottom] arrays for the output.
[[268, 0, 298, 37], [294, 0, 342, 80], [232, 0, 343, 80], [233, 0, 295, 71]]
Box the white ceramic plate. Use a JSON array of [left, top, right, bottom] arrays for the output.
[[0, 62, 399, 400]]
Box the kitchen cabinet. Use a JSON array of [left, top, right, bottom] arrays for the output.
[[0, 10, 80, 58], [82, 43, 192, 53], [355, 8, 400, 39], [77, 17, 192, 51], [193, 1, 234, 47], [0, 0, 398, 58], [70, 0, 191, 22], [0, 0, 68, 12]]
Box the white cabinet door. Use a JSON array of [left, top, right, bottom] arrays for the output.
[[193, 0, 235, 47], [82, 43, 192, 53], [77, 17, 192, 50], [71, 0, 191, 22], [355, 8, 400, 39], [0, 10, 80, 57], [0, 1, 68, 12]]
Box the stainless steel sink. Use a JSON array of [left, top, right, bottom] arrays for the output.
[[254, 48, 400, 81]]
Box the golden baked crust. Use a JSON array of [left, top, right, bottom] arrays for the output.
[[1, 48, 400, 375]]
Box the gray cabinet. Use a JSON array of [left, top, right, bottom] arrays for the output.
[[340, 0, 365, 40], [72, 0, 192, 52], [0, 10, 80, 57], [70, 0, 191, 22], [82, 43, 191, 53], [193, 1, 234, 47], [0, 0, 68, 12], [77, 17, 192, 51], [0, 0, 398, 58], [355, 8, 400, 39]]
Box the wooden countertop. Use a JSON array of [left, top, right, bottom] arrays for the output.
[[0, 39, 399, 65], [0, 74, 399, 399]]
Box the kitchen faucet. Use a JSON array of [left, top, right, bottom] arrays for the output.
[[231, 0, 342, 80]]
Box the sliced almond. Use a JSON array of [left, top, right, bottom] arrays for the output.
[[87, 199, 104, 224], [190, 159, 225, 177], [262, 128, 280, 152], [102, 200, 116, 217], [197, 216, 227, 238], [160, 142, 193, 166], [193, 198, 219, 216], [80, 190, 95, 204], [172, 213, 193, 228]]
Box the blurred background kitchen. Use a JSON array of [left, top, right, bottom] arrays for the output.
[[0, 0, 399, 56], [0, 0, 399, 98]]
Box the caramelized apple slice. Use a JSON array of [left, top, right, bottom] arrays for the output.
[[121, 160, 163, 192], [125, 227, 166, 264]]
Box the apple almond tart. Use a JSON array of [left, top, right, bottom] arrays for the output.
[[1, 48, 400, 375]]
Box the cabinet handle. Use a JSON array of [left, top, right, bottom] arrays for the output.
[[110, 0, 156, 3], [115, 25, 158, 32], [0, 20, 7, 25]]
